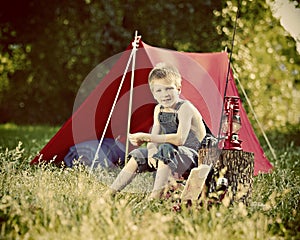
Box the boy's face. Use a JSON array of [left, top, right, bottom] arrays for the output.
[[151, 78, 181, 108]]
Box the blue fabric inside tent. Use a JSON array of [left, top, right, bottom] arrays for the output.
[[64, 138, 125, 168]]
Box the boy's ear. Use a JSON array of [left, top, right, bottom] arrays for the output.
[[178, 86, 182, 93]]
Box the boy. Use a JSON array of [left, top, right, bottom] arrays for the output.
[[107, 62, 206, 199]]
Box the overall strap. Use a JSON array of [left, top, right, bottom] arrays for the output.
[[174, 100, 186, 111]]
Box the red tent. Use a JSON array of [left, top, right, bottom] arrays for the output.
[[31, 39, 273, 175]]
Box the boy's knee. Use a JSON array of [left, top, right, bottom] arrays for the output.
[[157, 160, 170, 169], [129, 149, 144, 159], [158, 143, 173, 149]]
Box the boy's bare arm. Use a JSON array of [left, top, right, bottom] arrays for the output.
[[130, 103, 195, 146], [147, 106, 160, 168], [129, 102, 205, 146], [147, 124, 160, 154], [150, 103, 193, 145]]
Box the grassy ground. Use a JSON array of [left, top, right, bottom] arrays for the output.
[[0, 123, 299, 240]]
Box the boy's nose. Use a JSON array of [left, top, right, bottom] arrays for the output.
[[162, 90, 169, 96]]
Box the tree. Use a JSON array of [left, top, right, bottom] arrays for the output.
[[1, 0, 298, 129], [0, 0, 131, 124], [214, 0, 300, 130], [0, 0, 223, 124]]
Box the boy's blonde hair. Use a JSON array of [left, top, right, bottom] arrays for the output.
[[148, 62, 182, 91]]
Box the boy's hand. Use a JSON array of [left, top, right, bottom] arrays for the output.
[[129, 133, 151, 146], [148, 157, 157, 169]]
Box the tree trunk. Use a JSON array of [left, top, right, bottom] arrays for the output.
[[199, 148, 254, 205]]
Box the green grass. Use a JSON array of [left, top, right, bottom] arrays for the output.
[[0, 123, 299, 239], [0, 123, 59, 158]]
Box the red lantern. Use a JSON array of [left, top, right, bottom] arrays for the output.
[[221, 96, 242, 150]]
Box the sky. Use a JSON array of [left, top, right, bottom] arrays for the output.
[[270, 0, 300, 53]]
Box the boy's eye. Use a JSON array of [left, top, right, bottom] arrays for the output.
[[166, 87, 174, 91]]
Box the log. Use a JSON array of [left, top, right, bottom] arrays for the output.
[[198, 148, 254, 205]]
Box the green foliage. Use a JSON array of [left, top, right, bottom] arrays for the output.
[[0, 0, 223, 125], [121, 0, 223, 52], [0, 124, 299, 239], [0, 0, 299, 130], [0, 123, 59, 156], [0, 0, 130, 124], [215, 0, 300, 129], [261, 122, 300, 148], [0, 44, 30, 103]]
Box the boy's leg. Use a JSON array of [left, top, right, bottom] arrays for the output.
[[149, 160, 172, 199], [108, 157, 138, 194]]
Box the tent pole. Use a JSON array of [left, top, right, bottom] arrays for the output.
[[89, 33, 140, 174], [125, 31, 141, 164], [217, 0, 240, 145]]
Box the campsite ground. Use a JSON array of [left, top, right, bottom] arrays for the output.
[[0, 123, 299, 239]]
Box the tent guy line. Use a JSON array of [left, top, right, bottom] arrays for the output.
[[89, 37, 137, 173], [124, 31, 141, 166], [232, 67, 277, 161]]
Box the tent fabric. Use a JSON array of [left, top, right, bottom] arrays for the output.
[[31, 40, 273, 175]]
